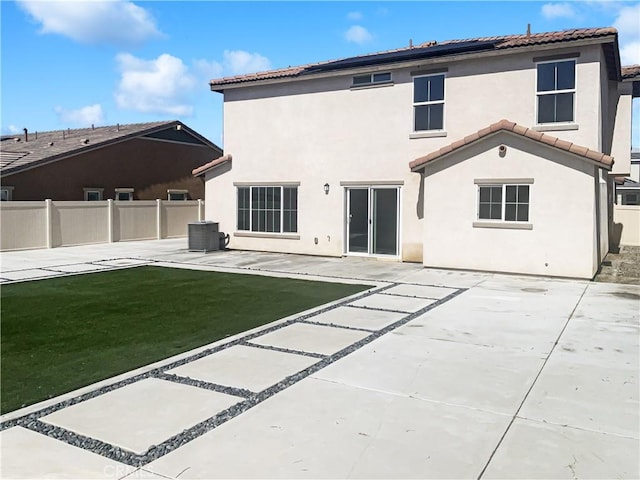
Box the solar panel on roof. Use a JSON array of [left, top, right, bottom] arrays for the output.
[[303, 40, 499, 74]]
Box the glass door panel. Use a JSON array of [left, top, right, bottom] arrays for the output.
[[348, 188, 369, 253], [373, 188, 398, 255]]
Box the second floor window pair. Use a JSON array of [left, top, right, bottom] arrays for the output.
[[412, 59, 576, 132]]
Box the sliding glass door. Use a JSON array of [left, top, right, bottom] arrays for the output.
[[347, 187, 399, 256]]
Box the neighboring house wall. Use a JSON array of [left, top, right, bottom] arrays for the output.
[[206, 42, 616, 265], [420, 133, 602, 279], [3, 138, 211, 201]]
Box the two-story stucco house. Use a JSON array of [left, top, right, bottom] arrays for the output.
[[197, 27, 637, 279]]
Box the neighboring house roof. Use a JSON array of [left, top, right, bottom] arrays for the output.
[[617, 178, 640, 190], [631, 150, 640, 161], [622, 65, 640, 79], [409, 119, 614, 171], [210, 27, 619, 91], [0, 121, 221, 176], [192, 154, 232, 176], [622, 65, 640, 96]]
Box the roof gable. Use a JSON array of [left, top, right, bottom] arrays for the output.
[[0, 121, 221, 176], [409, 119, 614, 172]]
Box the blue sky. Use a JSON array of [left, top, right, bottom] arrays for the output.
[[1, 1, 639, 148]]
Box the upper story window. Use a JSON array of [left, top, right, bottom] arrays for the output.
[[0, 186, 13, 201], [167, 189, 188, 201], [536, 59, 575, 124], [237, 185, 297, 233], [413, 74, 445, 132], [84, 188, 103, 201], [115, 188, 134, 201], [352, 72, 392, 87]]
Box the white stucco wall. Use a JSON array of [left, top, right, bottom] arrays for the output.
[[420, 132, 601, 279], [205, 42, 615, 267]]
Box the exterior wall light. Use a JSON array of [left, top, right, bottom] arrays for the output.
[[324, 183, 330, 195]]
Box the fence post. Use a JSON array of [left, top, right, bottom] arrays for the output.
[[198, 199, 204, 221], [156, 199, 162, 240], [107, 199, 114, 243], [45, 199, 53, 248]]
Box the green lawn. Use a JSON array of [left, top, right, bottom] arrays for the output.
[[1, 266, 370, 414]]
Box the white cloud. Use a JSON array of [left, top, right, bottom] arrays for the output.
[[614, 4, 640, 64], [115, 53, 196, 116], [347, 11, 363, 21], [541, 3, 579, 19], [345, 25, 373, 45], [54, 104, 105, 126], [193, 59, 224, 79], [17, 0, 162, 46], [6, 125, 20, 134], [620, 41, 640, 65], [222, 50, 272, 75]]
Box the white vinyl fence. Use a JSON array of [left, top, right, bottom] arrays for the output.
[[0, 200, 204, 251], [613, 204, 640, 247]]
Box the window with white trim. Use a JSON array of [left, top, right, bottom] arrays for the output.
[[0, 187, 13, 201], [413, 73, 445, 131], [167, 189, 188, 201], [536, 59, 575, 124], [115, 188, 134, 201], [478, 184, 530, 222], [621, 193, 639, 206], [84, 188, 103, 201], [352, 72, 392, 87], [237, 186, 298, 233]]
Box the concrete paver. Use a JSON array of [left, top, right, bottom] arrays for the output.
[[348, 292, 436, 313], [40, 378, 242, 455], [249, 322, 371, 356], [0, 427, 135, 479], [166, 345, 319, 393], [310, 306, 405, 330], [1, 239, 638, 479]]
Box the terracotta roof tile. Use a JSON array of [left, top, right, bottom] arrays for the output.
[[192, 154, 232, 176], [622, 64, 640, 79], [409, 119, 614, 171], [211, 27, 618, 89]]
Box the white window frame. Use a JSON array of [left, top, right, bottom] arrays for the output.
[[621, 193, 640, 206], [83, 188, 103, 201], [236, 185, 298, 234], [351, 72, 392, 88], [0, 186, 14, 201], [167, 189, 188, 201], [535, 58, 576, 125], [114, 188, 134, 201], [473, 180, 533, 229], [412, 73, 446, 133]]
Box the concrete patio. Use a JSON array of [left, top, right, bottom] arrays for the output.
[[1, 239, 638, 479]]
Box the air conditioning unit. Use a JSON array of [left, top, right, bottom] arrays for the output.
[[188, 221, 227, 252]]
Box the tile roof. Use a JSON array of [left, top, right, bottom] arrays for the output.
[[622, 65, 640, 79], [210, 27, 618, 90], [0, 121, 210, 176], [192, 154, 232, 176], [409, 119, 614, 171]]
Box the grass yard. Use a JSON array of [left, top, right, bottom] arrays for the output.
[[1, 266, 370, 414]]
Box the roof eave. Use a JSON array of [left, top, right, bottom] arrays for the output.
[[411, 129, 613, 172], [210, 34, 619, 92]]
